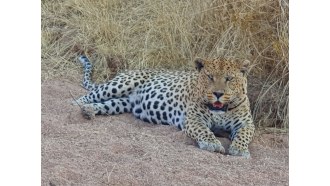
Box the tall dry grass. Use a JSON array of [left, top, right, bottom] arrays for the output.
[[41, 0, 289, 130]]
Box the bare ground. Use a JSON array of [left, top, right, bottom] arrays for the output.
[[41, 79, 288, 186]]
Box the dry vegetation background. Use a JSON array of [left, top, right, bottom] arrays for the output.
[[41, 0, 288, 129]]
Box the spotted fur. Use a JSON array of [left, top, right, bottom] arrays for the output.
[[73, 55, 255, 158]]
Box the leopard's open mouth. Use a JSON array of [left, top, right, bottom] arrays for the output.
[[206, 101, 228, 112]]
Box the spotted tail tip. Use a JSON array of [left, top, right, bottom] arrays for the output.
[[78, 55, 89, 64]]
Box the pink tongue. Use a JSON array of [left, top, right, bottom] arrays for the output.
[[213, 101, 223, 108]]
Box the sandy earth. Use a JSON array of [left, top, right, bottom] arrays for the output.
[[41, 79, 288, 186]]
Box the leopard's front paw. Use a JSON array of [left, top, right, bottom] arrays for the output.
[[228, 144, 250, 158], [197, 139, 225, 154], [81, 104, 95, 120]]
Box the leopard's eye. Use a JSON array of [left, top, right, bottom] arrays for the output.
[[207, 74, 214, 81], [225, 76, 233, 82]]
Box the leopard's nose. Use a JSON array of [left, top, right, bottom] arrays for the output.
[[213, 92, 224, 99]]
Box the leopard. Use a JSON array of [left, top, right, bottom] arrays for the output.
[[73, 55, 255, 158]]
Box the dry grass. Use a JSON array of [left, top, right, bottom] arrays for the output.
[[41, 0, 289, 129]]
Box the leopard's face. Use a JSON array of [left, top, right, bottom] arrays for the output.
[[195, 58, 250, 113]]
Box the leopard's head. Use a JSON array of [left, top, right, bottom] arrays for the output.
[[194, 57, 250, 113]]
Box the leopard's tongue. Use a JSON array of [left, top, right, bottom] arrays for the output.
[[213, 101, 223, 108]]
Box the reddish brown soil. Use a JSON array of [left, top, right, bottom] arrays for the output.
[[41, 79, 288, 186]]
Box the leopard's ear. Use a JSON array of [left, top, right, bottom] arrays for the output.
[[240, 60, 250, 76], [194, 58, 205, 72]]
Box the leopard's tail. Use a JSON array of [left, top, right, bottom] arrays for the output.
[[78, 55, 98, 91]]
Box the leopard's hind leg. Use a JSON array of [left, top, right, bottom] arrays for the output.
[[81, 98, 132, 119]]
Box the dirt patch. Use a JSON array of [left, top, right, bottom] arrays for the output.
[[41, 79, 288, 186]]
